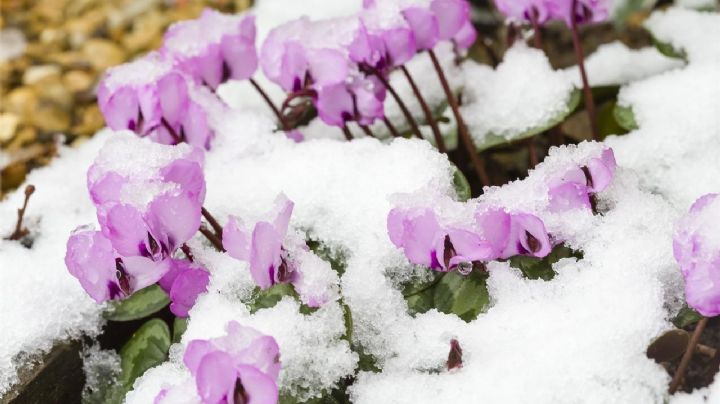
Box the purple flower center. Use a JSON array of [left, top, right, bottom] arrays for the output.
[[234, 378, 248, 404], [526, 231, 541, 254], [115, 257, 131, 295]]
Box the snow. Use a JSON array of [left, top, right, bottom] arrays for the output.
[[563, 41, 684, 87], [674, 0, 717, 10], [1, 1, 719, 403], [0, 134, 109, 395], [101, 52, 173, 92], [644, 8, 720, 64], [460, 44, 576, 148]]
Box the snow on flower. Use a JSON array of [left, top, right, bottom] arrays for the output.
[[387, 204, 551, 272], [155, 321, 280, 404], [495, 0, 610, 26], [65, 136, 209, 316], [548, 146, 616, 212], [162, 9, 258, 90], [673, 193, 720, 317], [97, 52, 216, 149]]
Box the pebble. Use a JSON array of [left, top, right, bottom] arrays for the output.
[[0, 113, 20, 143]]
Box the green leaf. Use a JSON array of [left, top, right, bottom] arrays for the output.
[[475, 89, 581, 152], [613, 104, 639, 131], [249, 283, 298, 313], [306, 239, 348, 276], [509, 244, 582, 281], [119, 319, 171, 392], [652, 36, 687, 61], [598, 101, 628, 138], [105, 285, 170, 322], [172, 317, 188, 344], [433, 270, 490, 322], [452, 167, 471, 202], [405, 287, 435, 316], [673, 305, 703, 328]]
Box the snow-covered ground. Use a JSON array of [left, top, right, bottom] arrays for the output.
[[0, 2, 719, 403]]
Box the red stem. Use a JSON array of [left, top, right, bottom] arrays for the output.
[[427, 49, 490, 187], [383, 117, 400, 138], [569, 1, 599, 141], [249, 78, 290, 131], [201, 207, 223, 239], [400, 66, 445, 153], [359, 125, 376, 138], [669, 317, 709, 394], [341, 125, 354, 141], [365, 65, 423, 140], [7, 185, 35, 241], [199, 226, 225, 252]]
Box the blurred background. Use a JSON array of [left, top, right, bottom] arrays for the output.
[[0, 0, 715, 198]]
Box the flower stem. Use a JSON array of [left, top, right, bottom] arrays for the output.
[[364, 65, 423, 140], [199, 225, 225, 252], [341, 124, 354, 141], [383, 117, 400, 138], [201, 207, 223, 239], [669, 317, 709, 394], [359, 125, 376, 138], [400, 65, 445, 153], [525, 138, 539, 168], [181, 244, 194, 262], [427, 49, 490, 187], [529, 7, 543, 50], [569, 2, 599, 141], [6, 185, 35, 241], [249, 78, 289, 131]]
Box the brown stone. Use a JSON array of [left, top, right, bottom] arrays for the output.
[[72, 104, 105, 136], [5, 127, 37, 152], [1, 160, 27, 192], [0, 113, 19, 143], [81, 38, 126, 71], [62, 69, 94, 93], [33, 106, 70, 133], [22, 64, 61, 86], [122, 10, 167, 53], [5, 87, 38, 125]]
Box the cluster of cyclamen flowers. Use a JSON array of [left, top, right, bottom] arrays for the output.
[[495, 0, 609, 27], [97, 1, 479, 148], [65, 145, 209, 317], [673, 193, 720, 317], [388, 146, 617, 271], [155, 321, 280, 404]]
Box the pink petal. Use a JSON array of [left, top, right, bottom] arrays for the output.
[[236, 364, 279, 404], [223, 216, 251, 261], [431, 0, 469, 40], [65, 230, 119, 303], [146, 193, 202, 254], [101, 204, 148, 257], [402, 7, 440, 51], [157, 72, 190, 127], [250, 222, 283, 290], [195, 351, 237, 403], [169, 266, 209, 317]]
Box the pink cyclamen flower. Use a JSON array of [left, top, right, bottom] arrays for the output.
[[163, 9, 258, 90], [673, 194, 720, 317], [223, 194, 297, 289], [157, 321, 280, 404], [158, 259, 210, 317], [547, 0, 610, 27], [97, 52, 214, 149], [494, 0, 553, 25], [548, 147, 616, 212], [65, 229, 171, 303], [388, 206, 552, 271], [67, 138, 206, 305]]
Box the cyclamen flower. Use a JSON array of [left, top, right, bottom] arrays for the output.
[[163, 9, 258, 90], [494, 0, 609, 27], [387, 206, 551, 272], [223, 194, 298, 290], [97, 52, 215, 149], [673, 194, 720, 317], [548, 147, 616, 212], [158, 259, 210, 317], [66, 137, 208, 314], [156, 321, 280, 404]]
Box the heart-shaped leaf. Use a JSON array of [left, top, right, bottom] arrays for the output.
[[105, 285, 170, 322], [249, 283, 298, 313], [673, 305, 703, 328], [474, 89, 581, 152], [452, 167, 471, 202], [119, 319, 171, 392], [613, 104, 639, 131], [433, 270, 489, 322], [652, 36, 687, 60]]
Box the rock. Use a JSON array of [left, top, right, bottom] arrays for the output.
[[0, 28, 26, 61], [22, 64, 61, 85], [122, 10, 166, 53], [1, 160, 27, 192], [62, 69, 94, 94], [46, 51, 89, 69], [81, 39, 125, 71], [33, 75, 73, 110], [33, 106, 70, 133], [0, 113, 19, 143], [72, 105, 105, 136], [5, 127, 38, 152], [5, 87, 38, 125]]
